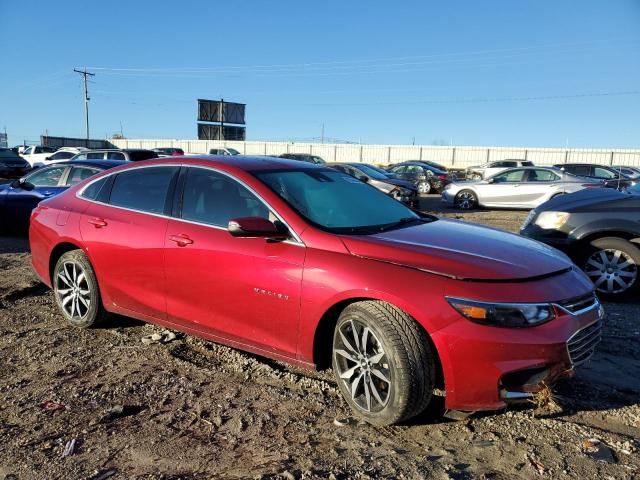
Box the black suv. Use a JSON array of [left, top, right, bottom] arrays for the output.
[[521, 185, 640, 299], [553, 163, 634, 190]]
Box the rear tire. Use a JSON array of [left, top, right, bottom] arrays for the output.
[[418, 181, 432, 194], [455, 189, 478, 210], [332, 301, 435, 426], [580, 237, 640, 300], [53, 250, 108, 328]]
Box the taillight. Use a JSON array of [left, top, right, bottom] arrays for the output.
[[438, 175, 448, 181]]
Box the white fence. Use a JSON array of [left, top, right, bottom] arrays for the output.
[[110, 139, 640, 168]]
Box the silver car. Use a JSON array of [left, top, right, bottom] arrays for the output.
[[465, 159, 534, 180], [442, 166, 600, 210]]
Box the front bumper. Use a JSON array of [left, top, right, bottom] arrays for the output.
[[440, 190, 456, 205], [432, 293, 604, 411], [520, 223, 574, 254]]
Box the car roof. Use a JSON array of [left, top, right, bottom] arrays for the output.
[[46, 160, 128, 169], [125, 155, 322, 172]]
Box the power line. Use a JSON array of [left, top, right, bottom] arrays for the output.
[[73, 68, 96, 143]]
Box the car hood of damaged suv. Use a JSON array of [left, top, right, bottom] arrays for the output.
[[340, 218, 573, 281]]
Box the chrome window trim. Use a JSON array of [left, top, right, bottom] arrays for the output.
[[75, 162, 305, 246]]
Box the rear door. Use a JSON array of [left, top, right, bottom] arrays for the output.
[[79, 165, 180, 319], [517, 169, 562, 207], [163, 166, 305, 359]]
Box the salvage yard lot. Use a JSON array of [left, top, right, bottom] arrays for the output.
[[0, 196, 639, 479]]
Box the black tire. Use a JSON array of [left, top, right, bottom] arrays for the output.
[[53, 250, 108, 328], [580, 237, 640, 300], [331, 301, 435, 426], [455, 189, 478, 210]]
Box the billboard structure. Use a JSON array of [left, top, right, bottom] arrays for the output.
[[197, 99, 246, 141]]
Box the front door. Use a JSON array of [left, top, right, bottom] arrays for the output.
[[164, 166, 305, 359]]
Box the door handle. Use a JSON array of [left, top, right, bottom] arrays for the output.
[[169, 234, 194, 247], [42, 191, 55, 197], [88, 217, 108, 228]]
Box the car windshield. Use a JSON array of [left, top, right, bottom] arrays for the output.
[[354, 164, 389, 180], [0, 149, 20, 159], [254, 168, 424, 234]]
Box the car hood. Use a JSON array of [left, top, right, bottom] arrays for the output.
[[539, 187, 630, 211], [340, 218, 572, 281]]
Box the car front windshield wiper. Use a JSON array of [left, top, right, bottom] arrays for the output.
[[376, 216, 427, 233]]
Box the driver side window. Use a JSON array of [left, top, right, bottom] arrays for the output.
[[25, 166, 68, 187], [180, 168, 270, 228]]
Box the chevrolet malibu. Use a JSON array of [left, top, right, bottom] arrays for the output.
[[29, 156, 604, 425]]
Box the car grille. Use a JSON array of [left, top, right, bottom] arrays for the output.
[[558, 292, 598, 314], [566, 319, 603, 366]]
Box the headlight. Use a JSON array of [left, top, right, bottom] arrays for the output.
[[446, 297, 555, 328], [534, 211, 569, 230]]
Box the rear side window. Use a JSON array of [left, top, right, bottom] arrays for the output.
[[522, 161, 534, 167], [527, 169, 559, 182], [127, 150, 158, 161], [569, 165, 591, 176], [180, 168, 269, 227], [87, 152, 105, 159], [50, 151, 74, 161], [109, 166, 178, 214], [81, 177, 109, 200], [107, 152, 125, 160], [66, 167, 100, 186]]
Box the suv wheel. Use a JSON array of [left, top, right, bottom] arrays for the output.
[[582, 237, 640, 299], [332, 301, 434, 426], [53, 250, 108, 328]]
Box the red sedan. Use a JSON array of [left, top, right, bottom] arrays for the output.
[[29, 156, 604, 425]]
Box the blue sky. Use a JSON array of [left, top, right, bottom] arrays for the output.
[[1, 0, 639, 148]]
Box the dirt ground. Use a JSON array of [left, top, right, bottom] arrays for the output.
[[0, 196, 639, 480]]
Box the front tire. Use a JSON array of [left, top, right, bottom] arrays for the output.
[[455, 189, 478, 210], [581, 237, 640, 299], [53, 250, 108, 328], [332, 301, 435, 426]]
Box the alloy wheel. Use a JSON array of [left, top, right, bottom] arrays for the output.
[[55, 261, 91, 321], [333, 319, 391, 413], [418, 182, 431, 194], [456, 191, 476, 210], [584, 249, 638, 294]]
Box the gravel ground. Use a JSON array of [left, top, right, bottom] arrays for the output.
[[0, 195, 638, 480]]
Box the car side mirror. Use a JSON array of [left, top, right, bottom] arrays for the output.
[[486, 178, 495, 184], [11, 179, 35, 191], [228, 217, 289, 240], [357, 175, 369, 183]]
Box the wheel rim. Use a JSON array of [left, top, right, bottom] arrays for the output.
[[584, 248, 638, 294], [456, 191, 475, 209], [55, 261, 91, 320], [334, 319, 391, 413], [418, 182, 430, 194]]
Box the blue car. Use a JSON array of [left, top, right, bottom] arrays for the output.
[[0, 160, 125, 233]]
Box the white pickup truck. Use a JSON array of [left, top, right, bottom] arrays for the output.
[[20, 145, 58, 168]]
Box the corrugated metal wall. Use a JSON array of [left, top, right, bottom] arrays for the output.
[[111, 138, 640, 168]]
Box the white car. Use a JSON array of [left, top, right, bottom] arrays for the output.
[[465, 159, 534, 180], [20, 145, 57, 168], [45, 147, 90, 164]]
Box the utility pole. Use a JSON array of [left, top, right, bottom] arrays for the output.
[[74, 68, 95, 146], [321, 123, 325, 144], [219, 98, 224, 141]]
